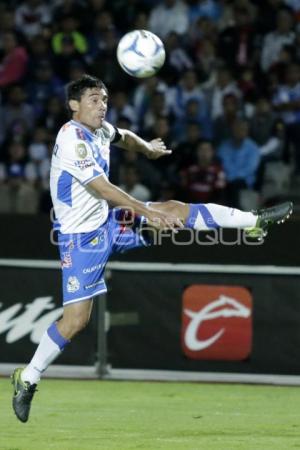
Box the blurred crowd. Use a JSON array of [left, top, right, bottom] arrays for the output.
[[0, 0, 299, 214]]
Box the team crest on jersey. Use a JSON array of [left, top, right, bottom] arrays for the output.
[[75, 143, 88, 159], [67, 276, 80, 293]]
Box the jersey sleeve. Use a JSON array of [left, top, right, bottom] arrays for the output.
[[101, 120, 121, 143], [59, 139, 106, 185]]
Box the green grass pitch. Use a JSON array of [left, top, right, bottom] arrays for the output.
[[1, 378, 300, 450]]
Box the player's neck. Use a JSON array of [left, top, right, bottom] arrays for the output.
[[72, 117, 96, 134]]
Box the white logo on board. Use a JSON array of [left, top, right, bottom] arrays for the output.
[[183, 295, 251, 351], [0, 297, 62, 343]]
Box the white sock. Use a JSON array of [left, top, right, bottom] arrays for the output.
[[186, 203, 257, 230], [21, 323, 70, 385]]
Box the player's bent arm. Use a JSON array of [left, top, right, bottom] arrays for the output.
[[87, 175, 182, 230], [115, 128, 172, 160]]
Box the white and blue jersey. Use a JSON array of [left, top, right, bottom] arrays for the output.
[[50, 120, 148, 305], [50, 119, 116, 234]]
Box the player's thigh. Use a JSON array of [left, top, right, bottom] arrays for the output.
[[149, 200, 189, 219]]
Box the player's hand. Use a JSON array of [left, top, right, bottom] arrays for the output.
[[144, 138, 172, 160], [145, 207, 184, 232]]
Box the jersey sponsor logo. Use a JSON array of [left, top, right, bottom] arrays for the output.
[[181, 285, 252, 361], [67, 276, 80, 293], [74, 158, 95, 170], [82, 263, 103, 274], [75, 142, 88, 159]]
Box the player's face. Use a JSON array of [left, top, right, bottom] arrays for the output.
[[75, 87, 108, 131]]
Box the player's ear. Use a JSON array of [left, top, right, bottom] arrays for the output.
[[69, 99, 79, 114]]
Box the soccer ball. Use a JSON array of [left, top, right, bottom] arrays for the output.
[[117, 30, 166, 78]]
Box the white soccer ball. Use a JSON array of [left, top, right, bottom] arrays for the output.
[[117, 30, 166, 78]]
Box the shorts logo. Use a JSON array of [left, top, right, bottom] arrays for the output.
[[90, 237, 99, 246], [61, 251, 72, 269], [83, 263, 102, 274], [75, 143, 88, 159], [67, 276, 80, 293], [84, 280, 103, 290], [181, 285, 252, 361]]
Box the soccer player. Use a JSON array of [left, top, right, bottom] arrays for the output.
[[11, 75, 293, 422]]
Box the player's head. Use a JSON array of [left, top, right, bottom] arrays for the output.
[[66, 74, 108, 131]]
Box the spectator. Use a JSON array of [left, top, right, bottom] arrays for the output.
[[162, 32, 194, 83], [119, 164, 151, 202], [26, 34, 53, 77], [210, 66, 241, 119], [38, 97, 68, 136], [53, 0, 90, 26], [256, 0, 285, 34], [118, 147, 162, 197], [148, 0, 189, 39], [53, 35, 87, 81], [195, 39, 218, 90], [261, 8, 295, 72], [173, 122, 202, 170], [15, 0, 52, 39], [214, 93, 241, 146], [26, 127, 51, 194], [167, 69, 207, 119], [0, 140, 38, 214], [142, 91, 169, 133], [188, 0, 221, 23], [173, 97, 211, 140], [0, 9, 21, 52], [0, 32, 28, 88], [0, 85, 35, 144], [189, 16, 218, 47], [109, 0, 146, 33], [133, 76, 168, 119], [250, 97, 283, 159], [180, 140, 226, 203], [106, 91, 137, 131], [25, 60, 64, 116], [145, 116, 175, 177], [52, 14, 88, 55], [218, 6, 257, 71], [273, 62, 300, 172], [27, 127, 48, 164], [218, 118, 260, 206], [87, 10, 116, 61]]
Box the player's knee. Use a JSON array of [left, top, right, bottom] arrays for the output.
[[164, 200, 182, 215], [68, 313, 90, 335]]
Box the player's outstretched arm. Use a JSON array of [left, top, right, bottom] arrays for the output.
[[115, 129, 172, 160], [88, 175, 183, 231]]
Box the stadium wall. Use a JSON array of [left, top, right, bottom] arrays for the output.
[[0, 215, 300, 377]]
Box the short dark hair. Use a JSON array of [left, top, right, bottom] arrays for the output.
[[66, 74, 108, 114]]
